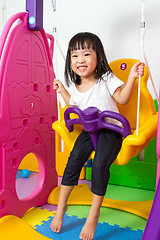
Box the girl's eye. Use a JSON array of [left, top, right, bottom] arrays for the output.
[[72, 55, 78, 58], [85, 53, 90, 56]]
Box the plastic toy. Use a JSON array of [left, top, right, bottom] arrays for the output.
[[0, 0, 158, 239], [0, 215, 51, 240], [141, 92, 160, 240], [64, 106, 131, 150], [53, 103, 86, 178], [26, 0, 43, 31], [156, 95, 160, 188], [142, 179, 160, 239], [19, 153, 39, 172], [52, 61, 157, 221], [0, 1, 58, 218], [21, 169, 30, 178], [86, 99, 158, 190], [52, 58, 158, 166]]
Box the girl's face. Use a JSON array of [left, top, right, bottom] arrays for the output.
[[70, 46, 97, 81]]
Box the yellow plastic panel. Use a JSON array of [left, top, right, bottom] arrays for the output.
[[48, 184, 153, 220], [0, 215, 51, 240]]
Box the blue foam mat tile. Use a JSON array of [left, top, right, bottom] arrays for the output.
[[34, 214, 144, 240]]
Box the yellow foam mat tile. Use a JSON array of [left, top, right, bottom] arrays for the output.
[[22, 207, 56, 228], [48, 184, 153, 220]]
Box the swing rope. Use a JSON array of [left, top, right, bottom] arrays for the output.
[[52, 0, 66, 124], [136, 0, 158, 135], [52, 0, 60, 123], [136, 0, 145, 135]]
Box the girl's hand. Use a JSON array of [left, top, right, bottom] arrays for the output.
[[113, 62, 145, 105], [53, 79, 65, 93], [53, 79, 71, 106], [129, 62, 145, 80]]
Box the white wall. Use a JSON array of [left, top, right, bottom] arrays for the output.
[[1, 0, 160, 99]]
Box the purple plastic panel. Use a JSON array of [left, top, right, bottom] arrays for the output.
[[142, 179, 160, 240], [142, 94, 160, 240], [156, 94, 160, 187], [64, 107, 131, 150], [26, 0, 43, 31]]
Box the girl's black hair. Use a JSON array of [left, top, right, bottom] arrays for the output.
[[64, 32, 112, 87]]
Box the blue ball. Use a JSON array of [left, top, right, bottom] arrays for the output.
[[21, 169, 30, 178]]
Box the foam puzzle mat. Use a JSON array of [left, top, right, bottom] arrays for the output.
[[21, 202, 147, 239], [0, 171, 155, 240]]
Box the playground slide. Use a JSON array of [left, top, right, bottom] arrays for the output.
[[0, 215, 51, 240], [142, 94, 160, 240], [142, 179, 160, 239]]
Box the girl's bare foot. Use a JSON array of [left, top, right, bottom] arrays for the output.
[[50, 205, 68, 233], [79, 211, 100, 240]]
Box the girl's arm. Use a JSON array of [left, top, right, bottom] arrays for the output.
[[53, 79, 73, 107], [113, 62, 144, 105]]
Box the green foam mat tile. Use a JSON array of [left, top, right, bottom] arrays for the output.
[[66, 205, 147, 231]]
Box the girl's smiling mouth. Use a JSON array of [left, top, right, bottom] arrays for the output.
[[77, 65, 87, 71]]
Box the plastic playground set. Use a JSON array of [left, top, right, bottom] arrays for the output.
[[0, 0, 160, 239]]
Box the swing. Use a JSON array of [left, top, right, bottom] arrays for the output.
[[52, 58, 158, 166]]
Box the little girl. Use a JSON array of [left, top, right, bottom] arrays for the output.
[[50, 32, 144, 240]]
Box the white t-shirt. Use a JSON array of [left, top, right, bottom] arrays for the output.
[[69, 73, 124, 125]]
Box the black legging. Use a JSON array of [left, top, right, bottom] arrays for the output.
[[61, 129, 122, 196]]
